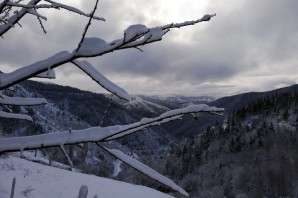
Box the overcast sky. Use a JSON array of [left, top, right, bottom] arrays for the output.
[[1, 0, 298, 98]]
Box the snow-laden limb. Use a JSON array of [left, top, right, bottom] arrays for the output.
[[105, 104, 224, 141], [72, 60, 130, 101], [0, 110, 32, 121], [0, 51, 73, 90], [0, 14, 216, 90], [35, 69, 56, 79], [100, 145, 188, 197], [0, 93, 47, 105], [0, 104, 223, 153]]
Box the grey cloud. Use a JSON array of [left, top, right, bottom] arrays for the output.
[[1, 0, 298, 97]]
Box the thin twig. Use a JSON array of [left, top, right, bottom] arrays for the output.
[[36, 14, 46, 34], [75, 0, 99, 53], [100, 94, 113, 126]]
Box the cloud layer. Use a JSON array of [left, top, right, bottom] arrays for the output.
[[1, 0, 298, 97]]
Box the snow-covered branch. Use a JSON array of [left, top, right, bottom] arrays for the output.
[[99, 145, 189, 197], [72, 60, 130, 101], [0, 104, 224, 153], [0, 51, 73, 90], [0, 93, 47, 106], [160, 14, 216, 30], [0, 110, 32, 121], [0, 14, 216, 95]]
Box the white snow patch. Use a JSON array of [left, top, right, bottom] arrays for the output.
[[124, 24, 149, 41], [76, 37, 107, 56], [0, 157, 173, 198], [112, 159, 122, 177]]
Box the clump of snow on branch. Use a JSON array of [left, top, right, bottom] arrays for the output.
[[144, 27, 165, 42], [76, 37, 107, 56], [124, 24, 149, 42]]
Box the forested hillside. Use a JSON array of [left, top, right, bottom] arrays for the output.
[[1, 81, 297, 197], [142, 89, 298, 197]]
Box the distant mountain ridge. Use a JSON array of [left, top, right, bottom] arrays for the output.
[[3, 80, 297, 139]]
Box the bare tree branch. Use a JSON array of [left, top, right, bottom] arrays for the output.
[[0, 93, 47, 106]]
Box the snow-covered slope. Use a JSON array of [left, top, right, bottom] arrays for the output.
[[0, 157, 173, 198], [124, 96, 170, 115]]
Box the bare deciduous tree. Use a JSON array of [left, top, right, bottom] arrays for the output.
[[0, 1, 222, 196]]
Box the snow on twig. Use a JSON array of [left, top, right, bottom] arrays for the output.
[[44, 0, 105, 21], [160, 14, 216, 30], [99, 145, 189, 197]]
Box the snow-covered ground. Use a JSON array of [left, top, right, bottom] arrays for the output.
[[0, 157, 173, 198]]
